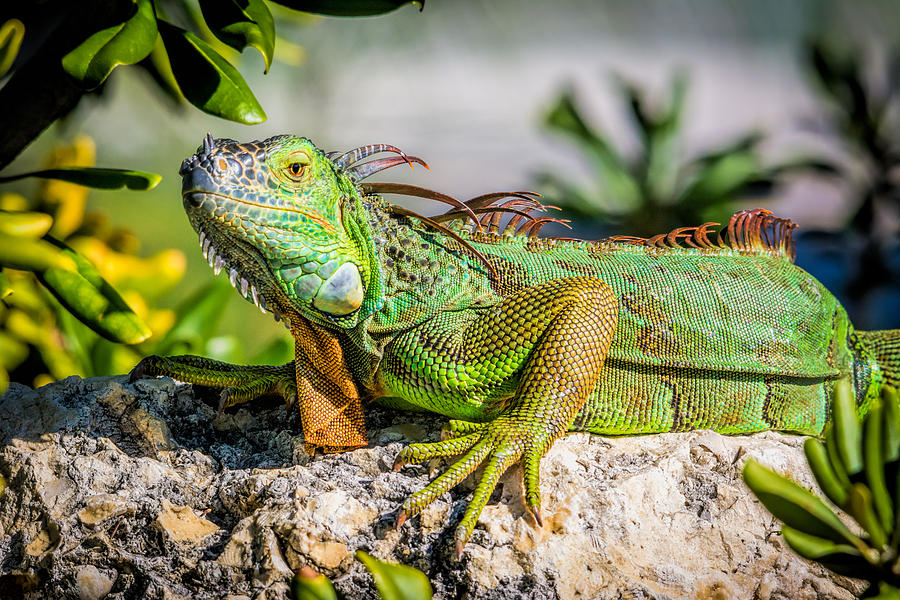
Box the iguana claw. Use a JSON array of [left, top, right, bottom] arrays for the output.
[[394, 418, 550, 557]]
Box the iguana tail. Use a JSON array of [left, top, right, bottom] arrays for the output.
[[857, 329, 900, 389]]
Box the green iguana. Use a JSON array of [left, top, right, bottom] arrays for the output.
[[131, 134, 900, 557]]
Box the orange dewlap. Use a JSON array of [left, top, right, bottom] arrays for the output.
[[291, 317, 367, 453]]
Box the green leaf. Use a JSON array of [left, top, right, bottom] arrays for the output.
[[866, 582, 900, 600], [270, 0, 424, 16], [884, 386, 900, 464], [37, 243, 151, 345], [781, 525, 865, 561], [0, 271, 11, 300], [825, 425, 853, 489], [154, 278, 234, 355], [804, 438, 849, 508], [0, 233, 77, 272], [0, 212, 54, 238], [200, 0, 275, 73], [62, 0, 158, 88], [135, 36, 185, 109], [849, 483, 888, 548], [291, 566, 338, 600], [0, 18, 25, 78], [158, 21, 266, 124], [54, 304, 99, 377], [0, 167, 161, 191], [864, 402, 895, 535], [356, 551, 432, 600], [780, 526, 876, 578], [834, 378, 864, 475], [0, 474, 5, 499], [0, 331, 29, 369], [742, 459, 861, 546]]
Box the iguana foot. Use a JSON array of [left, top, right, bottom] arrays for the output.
[[393, 416, 549, 559], [129, 355, 296, 410]]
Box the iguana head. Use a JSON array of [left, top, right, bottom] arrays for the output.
[[179, 134, 424, 324]]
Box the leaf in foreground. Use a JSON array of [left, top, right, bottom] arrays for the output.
[[356, 550, 433, 600], [271, 0, 424, 17], [0, 167, 161, 191], [37, 243, 151, 345], [200, 0, 275, 73], [62, 0, 158, 88], [159, 21, 266, 124]]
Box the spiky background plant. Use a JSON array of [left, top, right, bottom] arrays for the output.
[[744, 381, 900, 598], [536, 72, 833, 238]]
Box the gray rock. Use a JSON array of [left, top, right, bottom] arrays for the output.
[[0, 376, 865, 599]]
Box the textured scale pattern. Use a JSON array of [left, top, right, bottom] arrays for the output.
[[131, 134, 900, 556]]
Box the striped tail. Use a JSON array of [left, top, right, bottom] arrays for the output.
[[856, 329, 900, 389]]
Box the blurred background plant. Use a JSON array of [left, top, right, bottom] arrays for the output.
[[0, 136, 292, 392], [743, 381, 900, 598], [535, 71, 834, 237], [793, 39, 900, 330]]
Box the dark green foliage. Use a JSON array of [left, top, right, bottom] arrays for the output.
[[61, 0, 157, 88], [538, 73, 831, 237], [272, 0, 423, 17], [158, 20, 267, 124], [0, 17, 24, 77], [0, 167, 161, 190], [0, 0, 424, 168], [743, 383, 900, 595], [0, 165, 163, 362], [199, 0, 275, 73]]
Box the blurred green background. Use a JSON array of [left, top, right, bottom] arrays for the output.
[[2, 0, 900, 386]]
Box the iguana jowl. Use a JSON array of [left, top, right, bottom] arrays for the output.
[[131, 134, 900, 557]]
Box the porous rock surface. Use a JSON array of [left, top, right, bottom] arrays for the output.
[[0, 375, 864, 600]]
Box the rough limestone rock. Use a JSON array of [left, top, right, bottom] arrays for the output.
[[0, 375, 865, 599]]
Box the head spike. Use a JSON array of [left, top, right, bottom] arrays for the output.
[[333, 144, 416, 170], [360, 183, 481, 230], [348, 155, 429, 181], [387, 205, 498, 280]]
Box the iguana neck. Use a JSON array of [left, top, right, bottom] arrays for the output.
[[359, 196, 497, 333]]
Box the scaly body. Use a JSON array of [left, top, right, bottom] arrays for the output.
[[131, 134, 900, 557]]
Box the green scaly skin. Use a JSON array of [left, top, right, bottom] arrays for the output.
[[131, 134, 900, 558]]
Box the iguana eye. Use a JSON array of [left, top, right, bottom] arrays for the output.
[[283, 153, 309, 182]]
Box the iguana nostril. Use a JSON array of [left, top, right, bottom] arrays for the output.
[[181, 164, 216, 200]]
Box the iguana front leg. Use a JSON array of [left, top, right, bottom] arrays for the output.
[[384, 276, 618, 556], [129, 355, 297, 411], [130, 316, 368, 453]]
